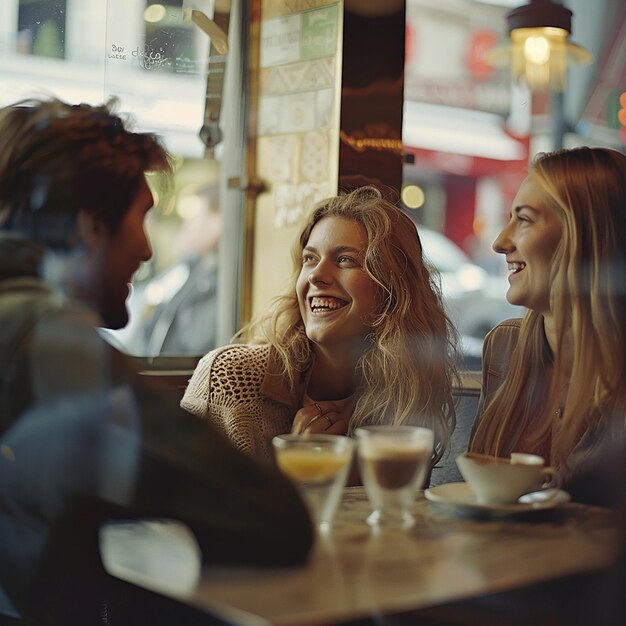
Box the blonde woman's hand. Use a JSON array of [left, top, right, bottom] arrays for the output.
[[291, 401, 349, 435]]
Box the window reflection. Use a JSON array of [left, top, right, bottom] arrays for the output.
[[109, 161, 222, 357], [143, 1, 198, 74], [17, 0, 66, 58]]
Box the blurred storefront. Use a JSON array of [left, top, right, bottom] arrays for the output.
[[401, 0, 625, 277], [403, 0, 529, 262]]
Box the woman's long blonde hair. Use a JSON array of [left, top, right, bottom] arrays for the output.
[[239, 186, 459, 461], [470, 147, 626, 466]]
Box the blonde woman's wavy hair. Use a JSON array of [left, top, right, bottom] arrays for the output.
[[470, 147, 626, 466], [239, 186, 459, 462]]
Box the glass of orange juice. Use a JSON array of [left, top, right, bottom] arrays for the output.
[[272, 434, 354, 532]]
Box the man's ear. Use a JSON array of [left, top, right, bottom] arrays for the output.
[[76, 211, 106, 249]]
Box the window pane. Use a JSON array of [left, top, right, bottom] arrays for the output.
[[17, 0, 66, 58], [111, 161, 222, 357], [2, 0, 232, 358]]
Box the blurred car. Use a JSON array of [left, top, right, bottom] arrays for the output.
[[417, 226, 524, 365]]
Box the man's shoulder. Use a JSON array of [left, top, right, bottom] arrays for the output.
[[0, 276, 54, 300], [0, 275, 76, 312], [0, 276, 124, 434], [0, 278, 63, 342], [1, 277, 99, 329]]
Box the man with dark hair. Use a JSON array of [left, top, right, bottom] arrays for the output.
[[0, 98, 312, 626]]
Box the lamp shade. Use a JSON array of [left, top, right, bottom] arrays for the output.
[[507, 0, 571, 32]]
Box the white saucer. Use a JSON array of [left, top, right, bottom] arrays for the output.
[[424, 482, 570, 514]]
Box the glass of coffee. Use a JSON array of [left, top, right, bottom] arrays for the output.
[[356, 425, 434, 528], [273, 434, 354, 532]]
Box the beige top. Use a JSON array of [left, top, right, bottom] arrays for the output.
[[181, 344, 304, 462]]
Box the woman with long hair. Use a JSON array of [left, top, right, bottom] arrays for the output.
[[469, 147, 626, 478], [182, 186, 459, 471]]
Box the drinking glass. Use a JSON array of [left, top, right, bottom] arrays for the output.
[[272, 434, 354, 532], [356, 425, 434, 528]]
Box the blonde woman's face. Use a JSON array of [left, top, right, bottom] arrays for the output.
[[296, 216, 379, 357], [492, 175, 563, 314]]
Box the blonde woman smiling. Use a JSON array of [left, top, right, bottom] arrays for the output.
[[182, 186, 459, 470], [470, 147, 626, 478]]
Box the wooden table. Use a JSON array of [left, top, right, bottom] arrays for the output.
[[106, 487, 620, 626]]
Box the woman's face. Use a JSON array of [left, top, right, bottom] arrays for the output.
[[296, 216, 379, 358], [492, 175, 563, 315]]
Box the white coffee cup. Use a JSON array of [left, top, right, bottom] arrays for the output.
[[456, 452, 559, 505]]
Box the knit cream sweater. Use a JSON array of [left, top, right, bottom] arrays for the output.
[[181, 344, 302, 462]]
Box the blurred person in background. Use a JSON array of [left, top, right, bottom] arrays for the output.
[[182, 186, 460, 478], [140, 184, 221, 356], [0, 97, 312, 626], [469, 147, 626, 485]]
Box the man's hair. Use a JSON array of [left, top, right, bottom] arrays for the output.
[[0, 97, 172, 249], [240, 186, 459, 462]]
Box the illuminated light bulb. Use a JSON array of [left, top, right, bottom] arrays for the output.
[[524, 36, 550, 64], [177, 195, 202, 219], [144, 4, 166, 23], [402, 185, 425, 209]]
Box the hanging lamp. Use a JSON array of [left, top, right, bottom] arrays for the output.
[[488, 0, 592, 92]]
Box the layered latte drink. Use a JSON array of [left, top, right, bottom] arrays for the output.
[[356, 426, 434, 527]]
